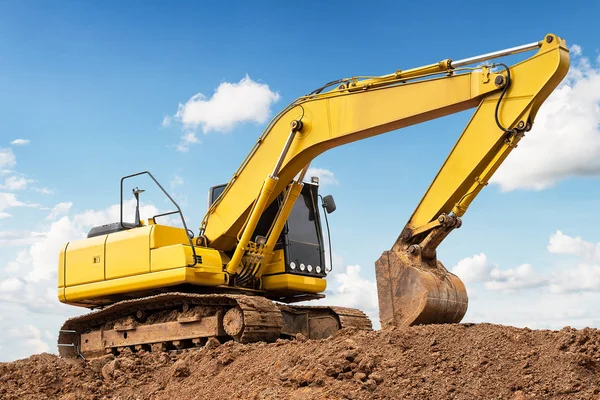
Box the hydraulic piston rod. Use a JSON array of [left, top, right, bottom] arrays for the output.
[[451, 41, 542, 68]]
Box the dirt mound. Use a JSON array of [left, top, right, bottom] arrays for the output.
[[2, 323, 600, 399]]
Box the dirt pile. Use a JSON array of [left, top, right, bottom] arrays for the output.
[[2, 323, 600, 399]]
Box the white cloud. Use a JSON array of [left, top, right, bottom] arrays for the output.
[[0, 148, 16, 169], [171, 174, 184, 189], [7, 325, 49, 358], [73, 199, 161, 228], [0, 277, 24, 293], [306, 167, 339, 186], [46, 202, 72, 221], [455, 231, 600, 297], [10, 139, 30, 146], [166, 75, 280, 151], [0, 192, 40, 211], [310, 260, 379, 329], [453, 253, 545, 292], [570, 44, 582, 57], [547, 230, 600, 261], [34, 187, 54, 195], [26, 216, 82, 282], [0, 231, 46, 248], [451, 253, 492, 284], [484, 264, 546, 291], [329, 265, 378, 311], [0, 192, 24, 210], [176, 132, 200, 152], [0, 212, 11, 219], [5, 249, 31, 272], [491, 48, 600, 191], [545, 231, 600, 294], [549, 264, 600, 294], [1, 175, 32, 191]]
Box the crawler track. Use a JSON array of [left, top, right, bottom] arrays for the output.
[[58, 293, 372, 359]]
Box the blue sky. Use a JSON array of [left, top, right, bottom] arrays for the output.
[[2, 0, 600, 361]]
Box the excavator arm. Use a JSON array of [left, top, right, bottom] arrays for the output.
[[200, 33, 568, 326], [202, 34, 568, 249]]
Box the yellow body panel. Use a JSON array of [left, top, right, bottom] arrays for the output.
[[150, 224, 189, 249], [260, 249, 285, 276], [105, 226, 151, 279], [64, 266, 226, 303], [65, 234, 107, 286], [60, 225, 228, 306], [262, 274, 326, 294], [58, 244, 67, 302], [260, 249, 327, 293], [151, 244, 225, 285], [150, 244, 189, 272]]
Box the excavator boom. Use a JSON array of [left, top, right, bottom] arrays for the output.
[[202, 33, 569, 327], [201, 35, 569, 252]]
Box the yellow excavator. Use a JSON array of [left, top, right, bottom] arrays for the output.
[[57, 34, 569, 358]]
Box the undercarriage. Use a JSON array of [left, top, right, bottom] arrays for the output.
[[58, 293, 372, 359]]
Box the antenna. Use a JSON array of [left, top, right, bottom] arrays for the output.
[[132, 187, 145, 226]]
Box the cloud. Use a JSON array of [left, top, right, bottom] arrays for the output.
[[1, 175, 32, 191], [0, 192, 24, 210], [491, 47, 600, 191], [73, 199, 162, 229], [7, 325, 49, 359], [310, 257, 379, 329], [328, 265, 379, 311], [46, 202, 72, 221], [175, 132, 201, 152], [0, 277, 24, 292], [484, 264, 547, 291], [166, 75, 280, 150], [451, 253, 492, 284], [0, 192, 40, 211], [10, 139, 30, 146], [452, 253, 546, 292], [549, 264, 600, 294], [170, 174, 184, 189], [306, 167, 339, 186], [0, 231, 46, 248], [570, 44, 582, 57], [454, 231, 600, 296], [25, 216, 83, 282], [0, 212, 11, 219], [34, 187, 54, 195], [547, 230, 600, 261], [545, 231, 600, 294], [0, 148, 16, 169]]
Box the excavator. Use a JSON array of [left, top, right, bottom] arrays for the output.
[[57, 34, 569, 358]]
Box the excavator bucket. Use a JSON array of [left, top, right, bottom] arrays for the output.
[[375, 249, 467, 328]]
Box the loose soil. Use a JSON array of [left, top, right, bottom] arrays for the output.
[[2, 323, 600, 399]]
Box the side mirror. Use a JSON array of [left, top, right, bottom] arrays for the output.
[[322, 195, 336, 214]]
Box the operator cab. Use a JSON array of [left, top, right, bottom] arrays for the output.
[[208, 178, 335, 277]]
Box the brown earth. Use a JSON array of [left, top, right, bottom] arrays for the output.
[[2, 323, 600, 399]]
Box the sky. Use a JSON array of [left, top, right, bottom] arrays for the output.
[[1, 0, 600, 361]]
